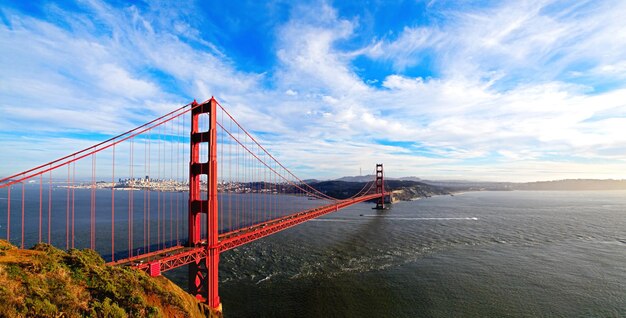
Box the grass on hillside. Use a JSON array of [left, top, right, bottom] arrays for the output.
[[0, 240, 209, 318]]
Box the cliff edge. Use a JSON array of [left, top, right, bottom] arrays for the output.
[[0, 240, 210, 318]]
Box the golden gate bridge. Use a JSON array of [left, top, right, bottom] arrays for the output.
[[0, 97, 386, 315]]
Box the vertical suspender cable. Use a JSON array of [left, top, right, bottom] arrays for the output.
[[111, 144, 115, 261], [20, 183, 24, 248], [6, 186, 10, 241], [220, 109, 224, 233], [157, 124, 161, 249], [49, 167, 52, 244], [170, 120, 174, 246], [39, 174, 42, 242], [147, 129, 151, 253], [176, 115, 181, 245], [168, 122, 174, 246], [236, 122, 238, 226], [66, 164, 70, 250], [144, 134, 148, 252], [128, 139, 133, 257], [90, 155, 95, 249], [229, 118, 232, 231], [72, 160, 75, 248]]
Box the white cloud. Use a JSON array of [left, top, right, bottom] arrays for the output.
[[94, 64, 159, 99], [367, 26, 445, 71], [1, 1, 626, 181], [367, 0, 626, 84], [274, 3, 368, 96]]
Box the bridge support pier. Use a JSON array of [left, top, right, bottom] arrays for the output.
[[188, 97, 222, 314]]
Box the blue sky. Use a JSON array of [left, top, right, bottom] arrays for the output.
[[1, 0, 625, 181]]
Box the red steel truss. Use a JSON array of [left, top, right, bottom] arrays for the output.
[[115, 192, 383, 275]]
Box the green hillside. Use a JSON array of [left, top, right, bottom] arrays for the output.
[[0, 240, 209, 318]]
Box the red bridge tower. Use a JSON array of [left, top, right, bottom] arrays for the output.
[[375, 163, 386, 210], [188, 98, 222, 313]]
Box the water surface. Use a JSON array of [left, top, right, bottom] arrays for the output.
[[165, 191, 626, 317]]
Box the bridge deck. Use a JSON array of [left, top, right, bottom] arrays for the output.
[[109, 193, 382, 276]]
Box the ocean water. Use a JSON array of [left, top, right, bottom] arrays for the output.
[[164, 190, 626, 317], [2, 188, 625, 317], [0, 186, 322, 260]]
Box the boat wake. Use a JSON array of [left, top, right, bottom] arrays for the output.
[[360, 216, 479, 221]]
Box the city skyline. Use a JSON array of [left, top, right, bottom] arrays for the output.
[[1, 1, 626, 182]]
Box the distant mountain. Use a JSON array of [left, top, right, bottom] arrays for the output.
[[334, 175, 421, 183], [334, 175, 376, 183], [394, 176, 422, 182], [330, 176, 626, 194], [421, 180, 514, 191], [512, 179, 626, 191], [310, 179, 453, 200], [422, 179, 626, 191], [302, 179, 321, 184]]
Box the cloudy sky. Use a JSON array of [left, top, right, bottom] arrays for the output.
[[1, 0, 625, 181]]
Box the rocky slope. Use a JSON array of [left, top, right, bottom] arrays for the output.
[[0, 240, 208, 318]]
